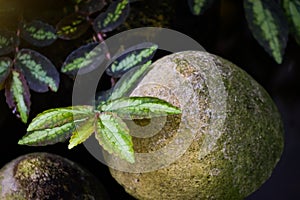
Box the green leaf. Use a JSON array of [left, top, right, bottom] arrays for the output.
[[5, 70, 31, 123], [61, 42, 106, 77], [99, 96, 181, 119], [0, 57, 12, 84], [95, 112, 134, 163], [93, 0, 130, 33], [0, 29, 19, 56], [68, 116, 95, 149], [282, 0, 300, 45], [244, 0, 288, 64], [106, 42, 157, 78], [19, 105, 94, 146], [108, 61, 152, 101], [187, 0, 215, 15], [15, 49, 60, 92], [21, 20, 57, 47], [18, 122, 75, 146], [27, 105, 94, 132], [56, 13, 89, 40]]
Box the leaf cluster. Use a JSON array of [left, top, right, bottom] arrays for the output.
[[188, 0, 300, 64], [0, 0, 132, 122]]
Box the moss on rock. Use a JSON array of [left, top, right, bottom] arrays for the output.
[[0, 152, 108, 200], [108, 51, 284, 200]]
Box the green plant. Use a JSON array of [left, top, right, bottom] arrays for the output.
[[0, 0, 180, 163], [18, 59, 181, 163], [0, 0, 132, 122], [188, 0, 300, 64]]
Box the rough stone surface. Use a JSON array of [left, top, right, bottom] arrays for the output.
[[0, 152, 108, 200], [108, 51, 284, 200]]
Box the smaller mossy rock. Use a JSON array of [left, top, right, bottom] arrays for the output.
[[107, 51, 284, 200], [0, 152, 108, 200]]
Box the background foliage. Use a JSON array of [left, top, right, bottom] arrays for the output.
[[0, 0, 299, 199]]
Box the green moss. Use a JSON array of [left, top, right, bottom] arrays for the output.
[[0, 153, 108, 200], [108, 51, 284, 200]]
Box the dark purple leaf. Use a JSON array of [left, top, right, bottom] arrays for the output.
[[61, 42, 107, 77], [21, 20, 57, 47], [93, 0, 130, 33], [56, 13, 90, 40], [106, 42, 157, 77], [0, 57, 12, 84], [0, 29, 19, 56], [5, 70, 31, 123], [15, 49, 60, 92]]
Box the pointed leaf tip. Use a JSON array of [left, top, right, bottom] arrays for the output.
[[100, 96, 181, 120], [21, 106, 94, 146]]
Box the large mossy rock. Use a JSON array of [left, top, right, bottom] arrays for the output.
[[0, 152, 108, 199], [108, 51, 284, 200]]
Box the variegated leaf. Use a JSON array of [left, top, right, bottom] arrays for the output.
[[108, 61, 152, 101], [99, 96, 181, 119], [19, 105, 94, 146], [15, 49, 60, 92], [0, 30, 19, 56], [282, 0, 300, 45], [244, 0, 288, 64], [187, 0, 215, 15], [61, 42, 107, 77], [5, 70, 31, 123], [21, 20, 57, 47], [27, 105, 94, 132], [56, 13, 89, 40], [68, 116, 95, 149], [18, 122, 75, 146], [106, 42, 157, 77], [0, 57, 12, 84], [93, 0, 130, 33], [96, 112, 134, 163]]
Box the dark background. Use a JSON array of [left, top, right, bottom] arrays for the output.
[[0, 0, 299, 199]]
